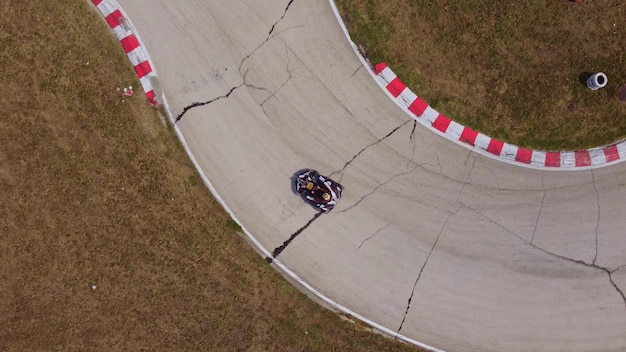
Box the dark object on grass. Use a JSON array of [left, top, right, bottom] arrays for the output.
[[617, 84, 626, 102], [587, 72, 608, 90], [578, 72, 593, 87]]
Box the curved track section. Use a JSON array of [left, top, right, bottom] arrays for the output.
[[112, 1, 626, 351]]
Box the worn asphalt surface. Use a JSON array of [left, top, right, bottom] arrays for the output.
[[115, 1, 626, 351]]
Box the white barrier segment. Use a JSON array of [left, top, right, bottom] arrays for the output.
[[616, 140, 626, 157], [96, 0, 118, 18], [421, 106, 439, 125], [127, 47, 147, 67], [112, 25, 131, 41], [500, 143, 519, 161], [561, 151, 576, 167], [473, 133, 492, 152], [112, 0, 161, 104], [378, 66, 397, 84], [399, 89, 418, 109], [445, 121, 465, 140], [531, 151, 547, 167], [374, 73, 390, 89], [590, 148, 607, 166], [139, 75, 154, 93]]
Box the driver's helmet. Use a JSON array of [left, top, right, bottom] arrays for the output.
[[322, 192, 331, 201]]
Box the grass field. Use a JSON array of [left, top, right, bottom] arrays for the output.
[[0, 1, 426, 351], [338, 0, 626, 150]]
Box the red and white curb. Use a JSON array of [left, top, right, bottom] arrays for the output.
[[91, 0, 159, 106], [375, 63, 626, 169]]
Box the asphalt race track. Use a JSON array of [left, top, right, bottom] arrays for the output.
[[112, 1, 626, 351]]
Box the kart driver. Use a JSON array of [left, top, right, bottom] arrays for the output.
[[303, 174, 338, 210], [304, 181, 331, 204]]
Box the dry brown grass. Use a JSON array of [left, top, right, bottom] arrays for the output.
[[339, 0, 626, 150], [0, 1, 425, 351]]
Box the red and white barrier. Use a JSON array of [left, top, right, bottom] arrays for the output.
[[92, 0, 159, 106], [374, 62, 626, 169]]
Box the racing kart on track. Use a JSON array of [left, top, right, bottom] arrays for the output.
[[294, 169, 343, 213]]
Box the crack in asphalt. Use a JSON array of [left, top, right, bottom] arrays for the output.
[[591, 170, 601, 265], [410, 158, 443, 176], [349, 64, 363, 79], [607, 272, 626, 305], [449, 153, 478, 205], [329, 121, 411, 181], [175, 84, 243, 122], [239, 0, 296, 74], [358, 223, 391, 249], [407, 120, 418, 170], [449, 152, 476, 204], [242, 69, 271, 93], [433, 152, 444, 176], [409, 152, 444, 179], [397, 206, 461, 334], [409, 120, 417, 141], [266, 212, 324, 264], [454, 182, 467, 204], [174, 69, 269, 123], [260, 77, 292, 106], [268, 0, 295, 38], [463, 203, 626, 308], [283, 44, 358, 120], [261, 44, 294, 107], [337, 164, 418, 214], [176, 1, 296, 123], [464, 153, 477, 180], [531, 174, 546, 244]]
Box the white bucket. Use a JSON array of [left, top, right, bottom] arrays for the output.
[[587, 72, 608, 90]]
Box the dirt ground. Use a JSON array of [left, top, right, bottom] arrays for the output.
[[0, 1, 424, 351], [339, 0, 626, 150]]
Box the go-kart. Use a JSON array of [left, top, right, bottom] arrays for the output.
[[294, 169, 343, 213]]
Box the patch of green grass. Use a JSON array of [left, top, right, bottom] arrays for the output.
[[339, 0, 626, 150], [186, 173, 200, 188], [226, 218, 242, 232], [338, 0, 393, 64]]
